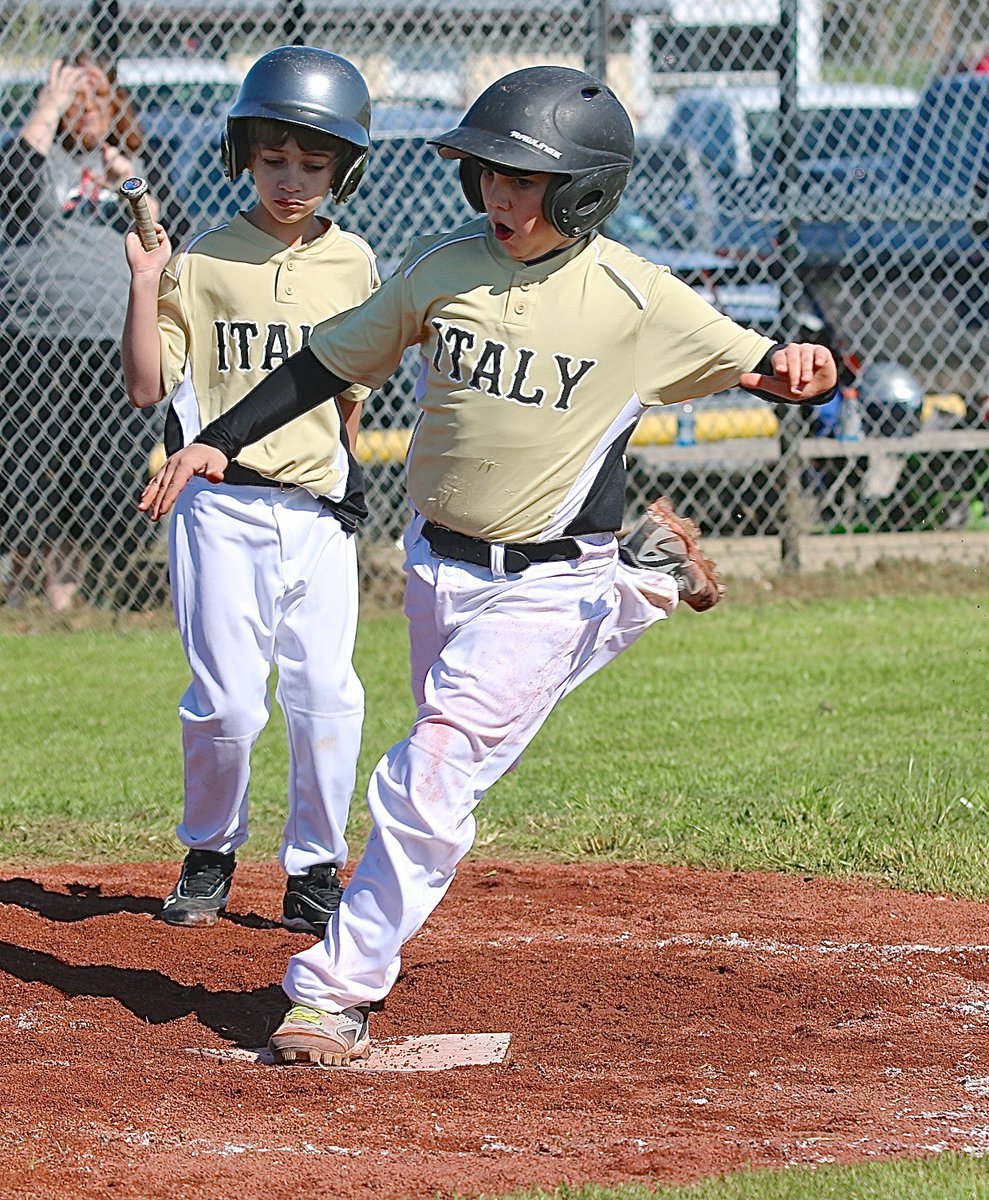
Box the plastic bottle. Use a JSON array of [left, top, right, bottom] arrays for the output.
[[838, 387, 863, 441], [676, 402, 696, 446]]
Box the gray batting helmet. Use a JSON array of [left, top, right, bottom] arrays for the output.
[[223, 45, 371, 203], [429, 66, 634, 237]]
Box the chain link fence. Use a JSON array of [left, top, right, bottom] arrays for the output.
[[1, 0, 987, 612]]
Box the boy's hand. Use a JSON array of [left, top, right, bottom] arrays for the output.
[[124, 220, 171, 273], [139, 445, 229, 520], [739, 343, 837, 403]]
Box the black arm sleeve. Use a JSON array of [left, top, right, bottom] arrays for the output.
[[193, 347, 355, 460], [741, 342, 839, 407]]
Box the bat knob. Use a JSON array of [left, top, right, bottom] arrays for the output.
[[119, 176, 148, 200]]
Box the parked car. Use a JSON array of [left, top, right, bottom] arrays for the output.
[[660, 80, 918, 181], [618, 80, 920, 275], [704, 74, 989, 274], [646, 73, 989, 404], [796, 73, 989, 401]]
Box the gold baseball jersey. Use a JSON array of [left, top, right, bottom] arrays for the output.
[[307, 217, 772, 541], [158, 213, 378, 495]]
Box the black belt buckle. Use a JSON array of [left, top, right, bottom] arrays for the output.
[[503, 546, 533, 573]]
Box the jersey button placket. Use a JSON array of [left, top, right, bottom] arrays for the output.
[[276, 259, 298, 304], [506, 276, 535, 328]]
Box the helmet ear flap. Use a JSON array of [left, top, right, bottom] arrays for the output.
[[545, 165, 629, 236], [458, 158, 484, 212], [334, 147, 369, 204], [456, 158, 629, 237], [222, 120, 250, 180]]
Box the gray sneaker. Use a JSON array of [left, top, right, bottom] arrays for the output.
[[282, 863, 344, 936], [619, 496, 724, 612], [268, 1003, 372, 1066], [160, 849, 235, 927]]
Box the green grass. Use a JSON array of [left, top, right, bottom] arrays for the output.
[[492, 591, 989, 896], [1, 587, 987, 898], [2, 578, 988, 1197], [481, 1153, 989, 1197]]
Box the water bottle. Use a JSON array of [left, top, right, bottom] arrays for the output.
[[676, 402, 696, 446], [838, 387, 863, 441]]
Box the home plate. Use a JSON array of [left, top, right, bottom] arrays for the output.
[[188, 1032, 512, 1072]]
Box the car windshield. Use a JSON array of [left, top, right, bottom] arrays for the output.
[[746, 104, 910, 160], [663, 83, 918, 178]]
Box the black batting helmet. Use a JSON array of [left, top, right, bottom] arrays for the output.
[[429, 66, 634, 237], [223, 45, 371, 203]]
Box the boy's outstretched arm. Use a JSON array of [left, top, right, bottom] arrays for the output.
[[139, 347, 353, 520], [739, 342, 837, 403]]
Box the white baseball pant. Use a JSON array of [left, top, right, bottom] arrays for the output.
[[282, 514, 676, 1009], [169, 477, 364, 876]]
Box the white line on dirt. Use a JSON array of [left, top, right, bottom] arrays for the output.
[[484, 931, 989, 958]]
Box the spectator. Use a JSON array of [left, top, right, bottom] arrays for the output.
[[0, 50, 166, 609]]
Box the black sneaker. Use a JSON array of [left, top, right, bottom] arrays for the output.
[[282, 863, 344, 936], [160, 849, 236, 927]]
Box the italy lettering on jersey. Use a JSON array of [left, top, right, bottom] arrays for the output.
[[158, 213, 378, 496], [213, 320, 314, 373], [307, 217, 771, 542], [430, 318, 595, 411]]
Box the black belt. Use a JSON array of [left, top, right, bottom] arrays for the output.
[[223, 463, 296, 490], [422, 520, 580, 573]]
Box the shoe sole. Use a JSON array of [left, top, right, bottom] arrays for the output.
[[269, 1039, 371, 1067], [160, 906, 224, 927], [281, 915, 326, 936]]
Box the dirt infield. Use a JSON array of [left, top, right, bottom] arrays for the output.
[[2, 860, 988, 1199]]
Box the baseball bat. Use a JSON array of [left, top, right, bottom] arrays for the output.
[[119, 176, 158, 252]]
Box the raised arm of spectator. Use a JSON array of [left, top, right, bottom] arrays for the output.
[[20, 58, 89, 157]]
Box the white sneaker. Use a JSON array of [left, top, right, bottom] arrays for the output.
[[268, 1003, 371, 1066]]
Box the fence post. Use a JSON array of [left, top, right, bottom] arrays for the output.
[[585, 0, 609, 82], [776, 0, 804, 571]]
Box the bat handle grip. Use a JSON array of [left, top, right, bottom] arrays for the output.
[[130, 193, 158, 253], [120, 178, 158, 252]]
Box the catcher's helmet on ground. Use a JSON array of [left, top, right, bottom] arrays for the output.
[[857, 361, 924, 437], [429, 66, 634, 237], [223, 45, 371, 202]]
